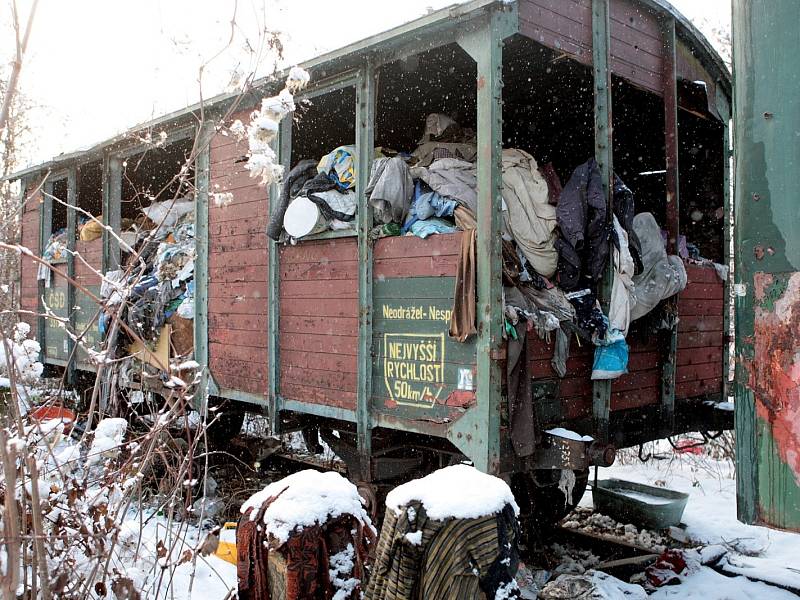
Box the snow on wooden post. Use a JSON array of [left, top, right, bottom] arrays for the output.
[[366, 464, 522, 599], [237, 469, 375, 600]]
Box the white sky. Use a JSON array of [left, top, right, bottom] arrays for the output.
[[1, 0, 731, 167]]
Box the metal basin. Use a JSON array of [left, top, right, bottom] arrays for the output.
[[592, 478, 689, 530]]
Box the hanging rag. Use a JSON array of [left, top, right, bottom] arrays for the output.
[[364, 500, 520, 600], [367, 156, 414, 224], [554, 159, 642, 291], [539, 162, 563, 206], [505, 286, 538, 457], [609, 215, 636, 337], [449, 229, 477, 342], [630, 212, 687, 320], [501, 149, 559, 278], [267, 159, 317, 240]]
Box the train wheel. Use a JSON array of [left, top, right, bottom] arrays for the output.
[[512, 469, 589, 546]]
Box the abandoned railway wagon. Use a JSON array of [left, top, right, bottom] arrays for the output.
[[12, 0, 733, 524]]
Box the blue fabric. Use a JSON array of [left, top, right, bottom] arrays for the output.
[[132, 275, 158, 296], [409, 217, 458, 239], [591, 333, 629, 380], [402, 181, 458, 234]]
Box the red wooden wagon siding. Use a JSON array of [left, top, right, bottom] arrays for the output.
[[208, 116, 269, 397], [528, 263, 724, 420], [373, 234, 462, 281], [519, 0, 664, 95], [279, 238, 359, 411], [20, 184, 42, 332]]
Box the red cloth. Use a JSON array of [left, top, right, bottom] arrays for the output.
[[238, 499, 374, 600]]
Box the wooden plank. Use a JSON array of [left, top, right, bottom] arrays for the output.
[[676, 378, 720, 399], [210, 233, 269, 252], [678, 298, 724, 316], [676, 361, 722, 382], [680, 283, 724, 300], [280, 383, 357, 410], [209, 327, 267, 348], [279, 333, 357, 355], [210, 138, 249, 162], [208, 199, 267, 223], [280, 315, 358, 336], [281, 260, 359, 281], [280, 297, 358, 318], [208, 281, 268, 299], [208, 313, 267, 331], [679, 315, 724, 333], [374, 254, 458, 279], [281, 350, 357, 373], [677, 330, 723, 349], [207, 296, 267, 316], [209, 341, 267, 364], [209, 218, 267, 238], [208, 248, 268, 269], [211, 371, 266, 395], [279, 238, 357, 264], [210, 265, 267, 283], [684, 264, 721, 283], [279, 279, 358, 299], [373, 233, 462, 260], [210, 357, 268, 381], [280, 364, 357, 392]]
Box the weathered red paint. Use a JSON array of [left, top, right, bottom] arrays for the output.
[[751, 272, 800, 483]]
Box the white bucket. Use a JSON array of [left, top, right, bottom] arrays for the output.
[[283, 196, 328, 238]]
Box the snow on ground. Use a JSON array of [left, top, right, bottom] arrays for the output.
[[579, 442, 800, 598]]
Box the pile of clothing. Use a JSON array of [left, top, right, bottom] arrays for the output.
[[37, 228, 69, 287], [98, 197, 197, 381]]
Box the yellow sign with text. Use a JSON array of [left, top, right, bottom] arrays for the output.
[[383, 332, 445, 408]]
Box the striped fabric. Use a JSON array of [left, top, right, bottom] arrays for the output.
[[365, 501, 520, 600]]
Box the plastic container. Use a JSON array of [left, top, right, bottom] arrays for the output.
[[29, 406, 76, 434], [214, 522, 238, 565], [592, 478, 689, 530]]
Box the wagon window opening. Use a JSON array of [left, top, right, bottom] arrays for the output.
[[76, 160, 103, 243], [118, 136, 195, 258], [41, 178, 69, 266], [50, 179, 68, 234], [278, 85, 357, 239]]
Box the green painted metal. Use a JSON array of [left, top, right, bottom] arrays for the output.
[[268, 115, 293, 434], [215, 387, 267, 406], [355, 61, 376, 481], [103, 155, 122, 271], [659, 16, 679, 435], [65, 168, 77, 384], [74, 285, 101, 369], [716, 92, 732, 403], [281, 397, 357, 423], [591, 0, 613, 443], [733, 0, 800, 530], [452, 7, 515, 475], [372, 276, 477, 422], [42, 278, 69, 362], [194, 123, 212, 414], [34, 176, 48, 361]]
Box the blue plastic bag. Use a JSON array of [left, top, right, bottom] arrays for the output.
[[591, 332, 629, 380]]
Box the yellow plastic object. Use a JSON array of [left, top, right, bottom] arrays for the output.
[[79, 217, 104, 242], [215, 522, 238, 565]]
